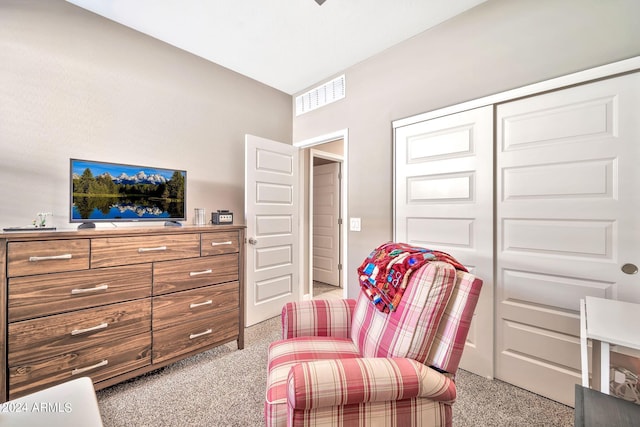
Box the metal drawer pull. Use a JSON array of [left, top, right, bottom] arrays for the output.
[[71, 284, 109, 295], [189, 269, 212, 277], [138, 246, 167, 253], [189, 329, 212, 339], [29, 254, 73, 262], [211, 241, 233, 246], [71, 322, 109, 336], [190, 300, 213, 309], [71, 359, 108, 375]]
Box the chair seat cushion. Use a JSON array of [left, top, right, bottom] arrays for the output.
[[266, 337, 361, 405]]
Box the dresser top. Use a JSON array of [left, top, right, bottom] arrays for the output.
[[0, 224, 245, 241]]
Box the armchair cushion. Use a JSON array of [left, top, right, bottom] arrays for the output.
[[268, 338, 361, 379], [266, 337, 361, 426], [351, 261, 457, 363]]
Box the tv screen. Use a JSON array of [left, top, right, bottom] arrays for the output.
[[70, 159, 186, 226]]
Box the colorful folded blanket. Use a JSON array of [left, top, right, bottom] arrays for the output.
[[358, 242, 467, 313]]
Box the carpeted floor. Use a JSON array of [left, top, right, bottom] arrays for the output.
[[96, 315, 574, 426], [313, 280, 343, 299]]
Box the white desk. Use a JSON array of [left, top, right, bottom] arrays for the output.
[[580, 296, 640, 394], [0, 377, 103, 427]]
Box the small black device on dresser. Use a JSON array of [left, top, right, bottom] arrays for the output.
[[212, 210, 233, 225]]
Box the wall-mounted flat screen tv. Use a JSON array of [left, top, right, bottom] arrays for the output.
[[70, 158, 186, 227]]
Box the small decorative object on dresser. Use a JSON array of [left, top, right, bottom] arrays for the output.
[[0, 225, 245, 403], [211, 210, 233, 225]]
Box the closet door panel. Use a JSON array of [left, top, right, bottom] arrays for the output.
[[496, 72, 640, 406], [394, 106, 494, 378]]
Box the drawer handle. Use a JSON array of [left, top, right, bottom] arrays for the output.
[[138, 246, 167, 253], [71, 359, 108, 375], [189, 269, 213, 277], [71, 284, 109, 295], [189, 329, 212, 339], [211, 241, 233, 246], [190, 300, 213, 309], [71, 322, 109, 336], [28, 254, 73, 262]]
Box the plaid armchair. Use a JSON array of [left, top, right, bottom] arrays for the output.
[[265, 261, 483, 427]]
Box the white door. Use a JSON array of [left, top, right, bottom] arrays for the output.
[[312, 162, 341, 286], [495, 72, 640, 406], [245, 135, 299, 326], [394, 105, 494, 378]]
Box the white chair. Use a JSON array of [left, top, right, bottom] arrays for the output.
[[579, 296, 640, 395]]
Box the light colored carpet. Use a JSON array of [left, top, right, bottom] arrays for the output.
[[313, 281, 343, 299], [96, 315, 574, 426], [97, 317, 279, 427]]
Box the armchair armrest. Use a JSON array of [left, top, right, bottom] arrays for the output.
[[287, 358, 456, 410], [281, 299, 357, 339]]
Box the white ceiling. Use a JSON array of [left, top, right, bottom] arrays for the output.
[[66, 0, 486, 95]]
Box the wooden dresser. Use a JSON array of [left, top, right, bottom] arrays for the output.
[[0, 225, 245, 402]]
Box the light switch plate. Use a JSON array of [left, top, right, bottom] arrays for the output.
[[350, 217, 361, 232]]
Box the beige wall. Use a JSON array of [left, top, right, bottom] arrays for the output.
[[0, 0, 291, 229], [292, 0, 640, 297]]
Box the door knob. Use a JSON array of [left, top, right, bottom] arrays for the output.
[[621, 263, 638, 275], [248, 237, 258, 245]]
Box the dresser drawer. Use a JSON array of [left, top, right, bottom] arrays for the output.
[[152, 310, 239, 364], [201, 231, 240, 256], [91, 234, 200, 268], [8, 299, 151, 366], [7, 239, 90, 277], [8, 264, 152, 322], [153, 282, 239, 329], [8, 332, 151, 399], [153, 254, 239, 295]]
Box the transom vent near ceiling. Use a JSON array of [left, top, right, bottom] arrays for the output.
[[295, 75, 345, 116]]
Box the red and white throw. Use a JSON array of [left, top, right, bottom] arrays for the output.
[[357, 242, 467, 313]]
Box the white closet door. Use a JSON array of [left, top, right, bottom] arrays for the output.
[[394, 106, 494, 378], [495, 72, 640, 406]]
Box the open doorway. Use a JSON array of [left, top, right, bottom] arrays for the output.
[[310, 150, 343, 300], [294, 130, 348, 301]]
